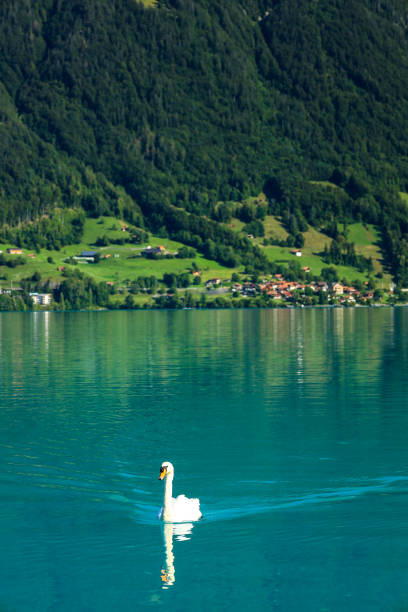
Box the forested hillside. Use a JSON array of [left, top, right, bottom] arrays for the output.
[[1, 0, 408, 282]]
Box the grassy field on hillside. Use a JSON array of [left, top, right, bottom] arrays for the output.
[[310, 180, 339, 189], [0, 216, 391, 290], [263, 216, 289, 241], [347, 223, 375, 246], [261, 221, 390, 284], [139, 0, 158, 7], [0, 217, 239, 288], [302, 226, 331, 252], [227, 219, 246, 233], [346, 223, 386, 276], [262, 245, 371, 283]]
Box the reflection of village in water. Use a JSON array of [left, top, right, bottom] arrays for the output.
[[161, 522, 194, 589]]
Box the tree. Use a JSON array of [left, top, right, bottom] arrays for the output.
[[321, 267, 338, 282], [163, 273, 177, 288], [294, 233, 304, 248], [124, 294, 135, 309]]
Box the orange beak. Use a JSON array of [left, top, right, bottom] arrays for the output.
[[159, 467, 167, 480]]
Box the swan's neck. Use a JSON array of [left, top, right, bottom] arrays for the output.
[[163, 473, 173, 520]]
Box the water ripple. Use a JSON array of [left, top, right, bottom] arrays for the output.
[[126, 475, 408, 526]]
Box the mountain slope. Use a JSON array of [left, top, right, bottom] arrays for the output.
[[1, 0, 408, 280]]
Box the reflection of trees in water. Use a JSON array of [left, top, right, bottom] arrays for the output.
[[161, 522, 194, 589], [2, 308, 408, 425]]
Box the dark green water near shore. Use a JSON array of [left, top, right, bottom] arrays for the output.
[[1, 308, 408, 611]]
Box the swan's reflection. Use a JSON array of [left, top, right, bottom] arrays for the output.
[[161, 522, 194, 588]]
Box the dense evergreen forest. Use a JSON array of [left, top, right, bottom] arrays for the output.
[[1, 0, 408, 282]]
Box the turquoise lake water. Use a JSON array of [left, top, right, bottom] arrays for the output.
[[1, 308, 408, 611]]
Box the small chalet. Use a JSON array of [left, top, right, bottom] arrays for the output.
[[74, 251, 97, 262], [242, 283, 257, 296], [291, 249, 302, 257], [142, 245, 166, 257], [343, 285, 359, 295], [7, 248, 23, 255], [331, 282, 344, 295], [1, 287, 23, 294], [205, 278, 221, 288]]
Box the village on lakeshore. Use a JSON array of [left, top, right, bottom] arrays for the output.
[[0, 243, 402, 310], [0, 274, 397, 309]]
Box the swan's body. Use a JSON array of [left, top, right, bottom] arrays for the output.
[[158, 461, 202, 522]]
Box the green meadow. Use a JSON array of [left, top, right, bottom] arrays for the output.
[[138, 0, 158, 7], [261, 221, 390, 285], [263, 215, 289, 241], [0, 215, 391, 291], [0, 217, 236, 288]]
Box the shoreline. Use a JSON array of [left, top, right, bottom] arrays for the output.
[[0, 302, 407, 314]]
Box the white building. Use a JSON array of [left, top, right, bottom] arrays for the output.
[[30, 293, 53, 306]]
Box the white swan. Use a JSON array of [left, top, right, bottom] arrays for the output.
[[158, 461, 202, 522]]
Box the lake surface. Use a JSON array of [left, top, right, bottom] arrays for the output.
[[1, 307, 408, 611]]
